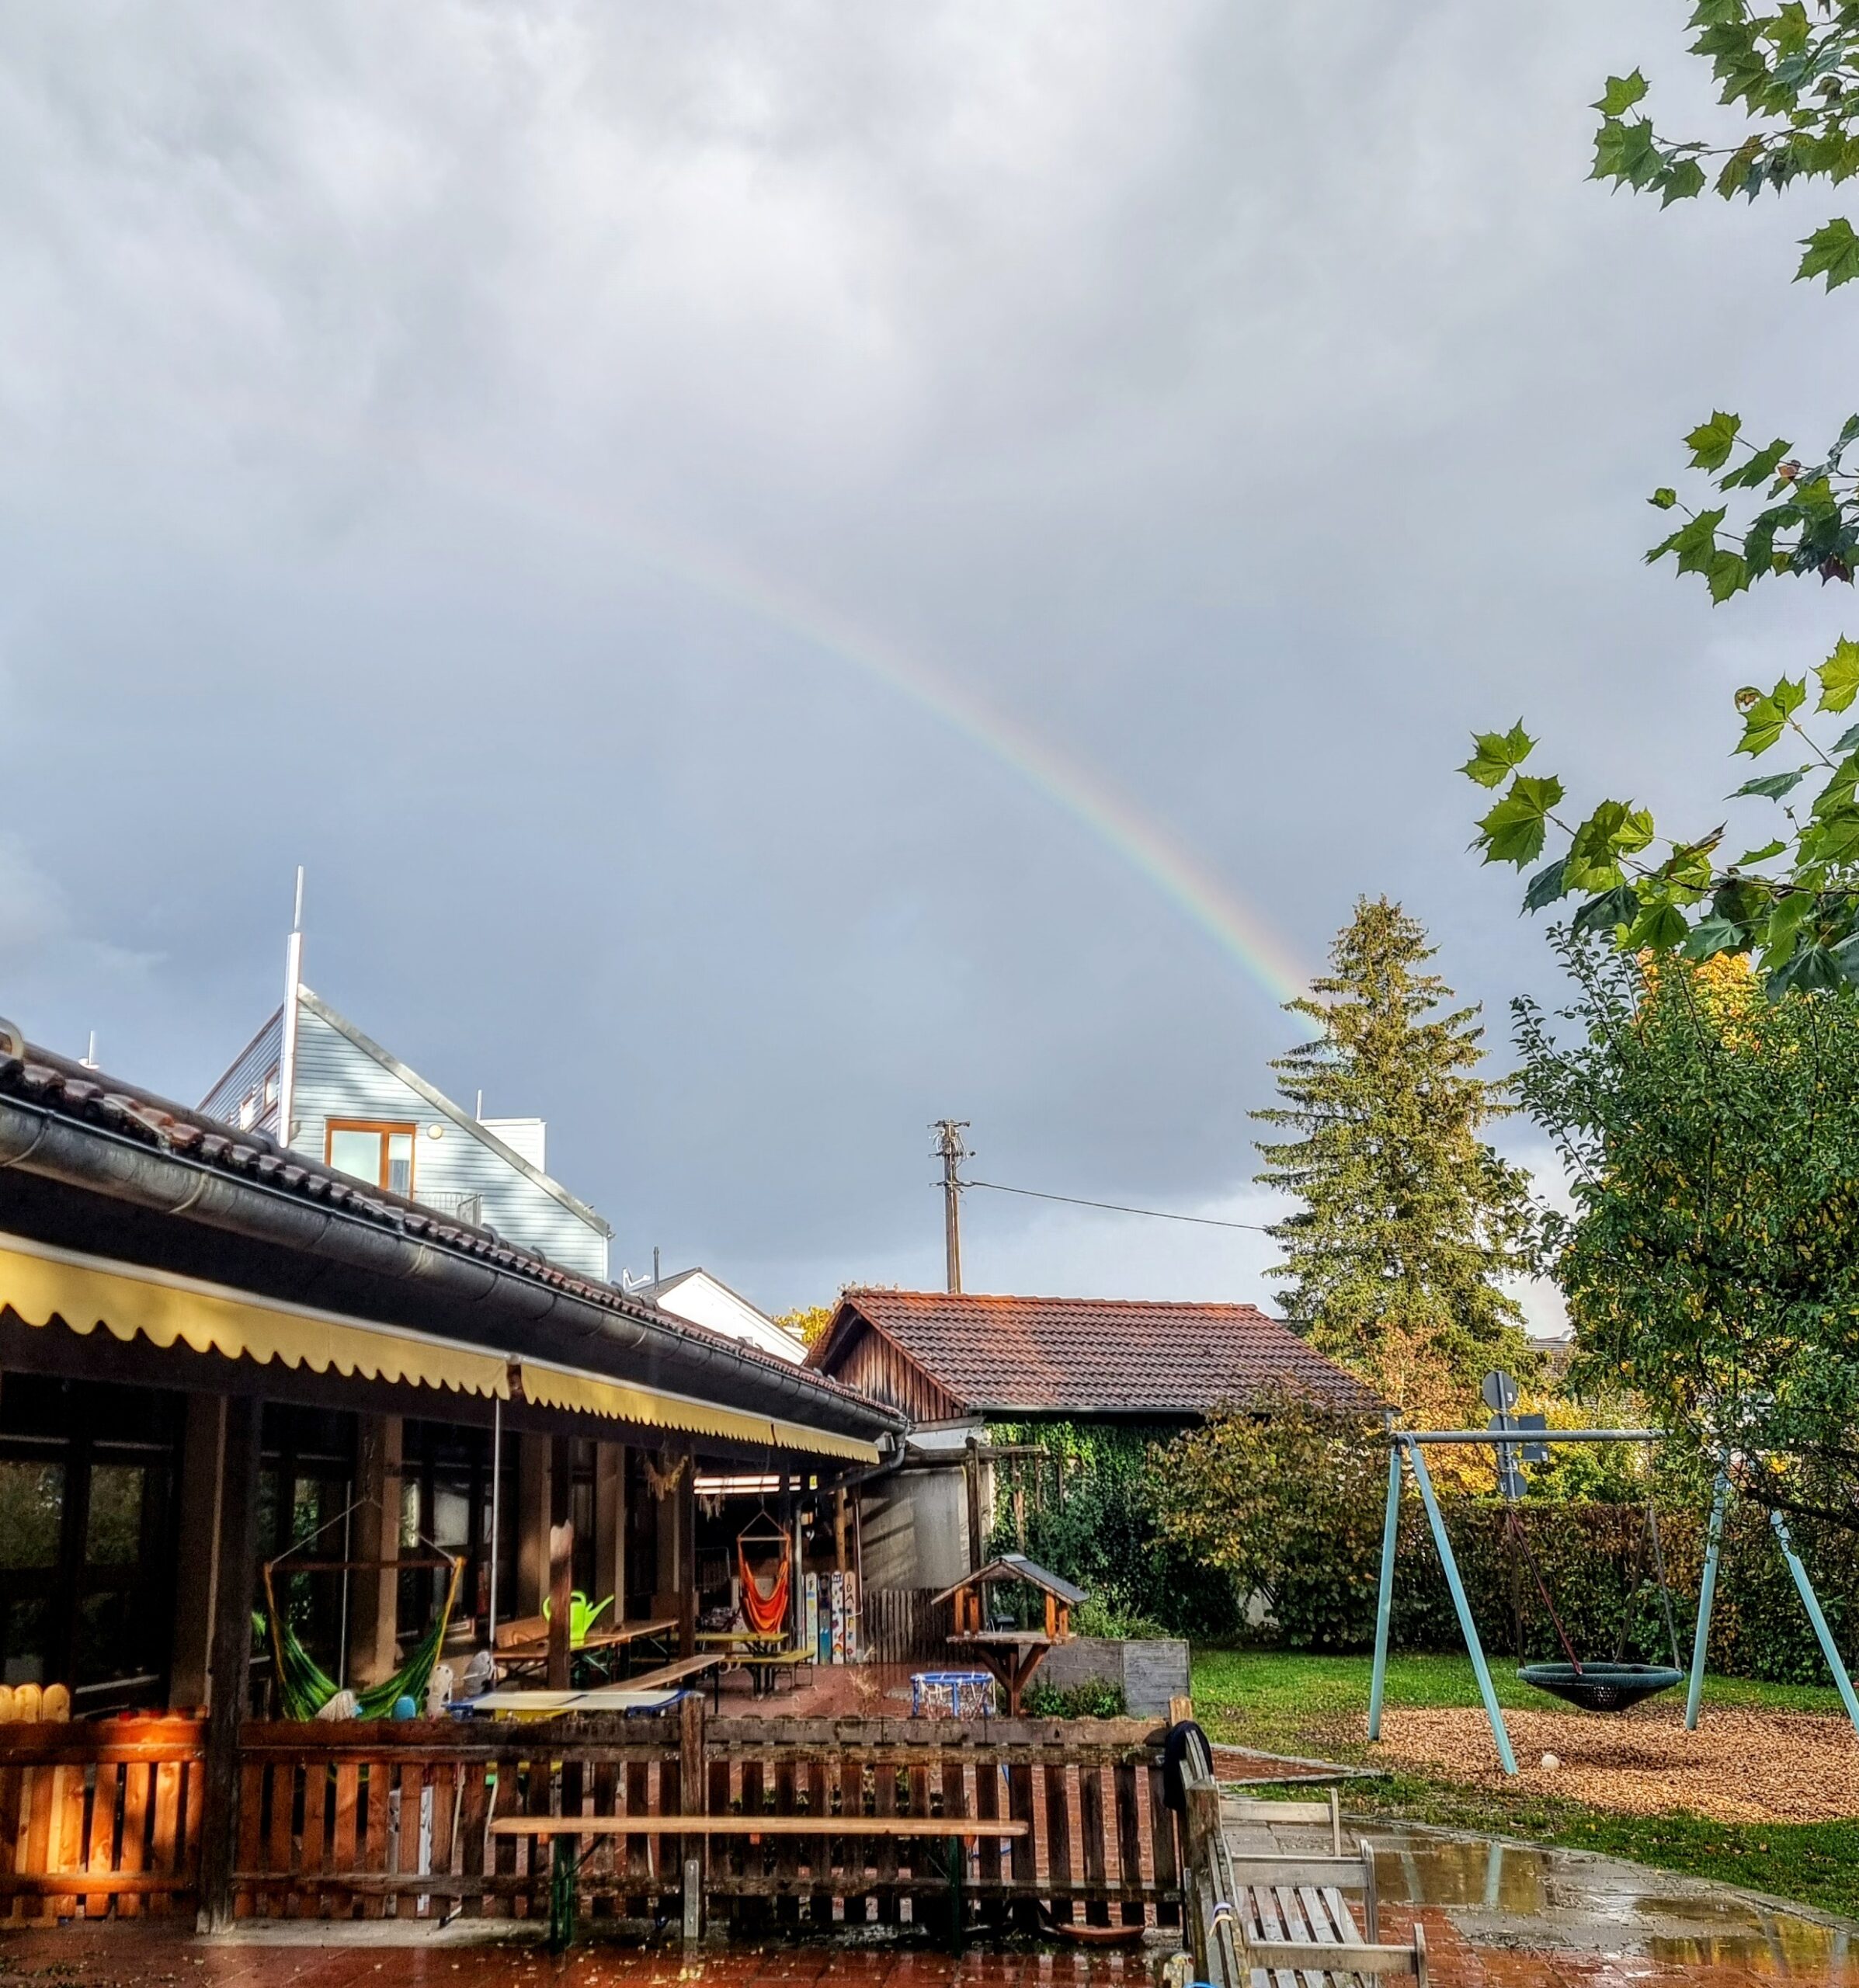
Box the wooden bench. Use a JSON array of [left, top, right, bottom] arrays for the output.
[[1223, 1786, 1344, 1857], [1223, 1852, 1426, 1985], [623, 1653, 726, 1706]]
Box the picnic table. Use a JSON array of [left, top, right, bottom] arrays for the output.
[[492, 1615, 678, 1684], [696, 1628, 814, 1698]]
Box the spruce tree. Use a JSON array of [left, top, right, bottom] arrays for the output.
[[1254, 897, 1536, 1423]]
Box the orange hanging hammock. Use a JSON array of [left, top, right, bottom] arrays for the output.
[[738, 1538, 791, 1636]]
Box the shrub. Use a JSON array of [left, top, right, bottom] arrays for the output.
[[1147, 1390, 1388, 1649], [1022, 1677, 1126, 1719]]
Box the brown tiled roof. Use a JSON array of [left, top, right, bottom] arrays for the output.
[[812, 1288, 1381, 1416]]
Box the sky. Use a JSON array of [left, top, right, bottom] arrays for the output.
[[2, 2, 1854, 1325]]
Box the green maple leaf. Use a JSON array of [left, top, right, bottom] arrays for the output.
[[1594, 117, 1661, 187], [1593, 71, 1650, 116], [1570, 883, 1641, 939], [1732, 769, 1806, 799], [1720, 437, 1792, 491], [1523, 857, 1569, 912], [1735, 676, 1808, 756], [1686, 412, 1743, 472], [1475, 775, 1565, 867], [1683, 916, 1747, 960], [1626, 898, 1691, 951], [1798, 217, 1859, 289], [1817, 635, 1859, 712], [1736, 840, 1787, 864], [1659, 158, 1708, 205], [1460, 721, 1535, 788]]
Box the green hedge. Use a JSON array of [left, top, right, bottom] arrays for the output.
[[984, 1418, 1857, 1684]]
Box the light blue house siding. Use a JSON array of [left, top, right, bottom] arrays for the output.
[[201, 989, 611, 1280]]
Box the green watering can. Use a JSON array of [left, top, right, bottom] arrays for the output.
[[542, 1590, 615, 1647]]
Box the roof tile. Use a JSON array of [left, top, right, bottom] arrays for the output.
[[818, 1288, 1379, 1416]]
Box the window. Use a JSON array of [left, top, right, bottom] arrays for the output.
[[262, 1069, 279, 1110], [326, 1121, 416, 1197], [238, 1090, 258, 1131]]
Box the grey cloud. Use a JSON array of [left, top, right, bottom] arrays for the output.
[[0, 1, 1826, 1313]]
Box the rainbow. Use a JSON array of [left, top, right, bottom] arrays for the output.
[[622, 529, 1317, 1014], [262, 402, 1315, 1017]]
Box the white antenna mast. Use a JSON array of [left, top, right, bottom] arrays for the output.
[[276, 867, 305, 1145]]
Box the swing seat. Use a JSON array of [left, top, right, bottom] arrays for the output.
[[1517, 1661, 1684, 1713]]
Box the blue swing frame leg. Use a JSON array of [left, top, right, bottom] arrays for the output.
[[1367, 1443, 1402, 1742], [1407, 1442, 1517, 1776], [1769, 1508, 1859, 1735], [1684, 1473, 1727, 1732]]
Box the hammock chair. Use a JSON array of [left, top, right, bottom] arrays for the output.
[[737, 1513, 791, 1638], [258, 1499, 465, 1720]]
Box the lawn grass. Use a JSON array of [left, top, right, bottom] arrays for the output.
[[1190, 1649, 1859, 1920]]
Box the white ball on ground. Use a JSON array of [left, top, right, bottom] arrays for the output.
[[1541, 1751, 1561, 1770]]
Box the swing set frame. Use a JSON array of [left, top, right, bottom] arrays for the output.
[[1366, 1427, 1859, 1775]]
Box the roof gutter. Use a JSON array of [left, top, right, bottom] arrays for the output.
[[0, 1083, 903, 1446]]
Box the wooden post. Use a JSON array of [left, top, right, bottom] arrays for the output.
[[516, 1434, 552, 1618], [196, 1393, 261, 1933], [349, 1415, 402, 1687], [594, 1442, 627, 1618], [547, 1435, 572, 1691], [963, 1437, 983, 1575], [678, 1453, 697, 1657], [169, 1394, 225, 1709], [679, 1683, 704, 1938], [833, 1483, 848, 1576]]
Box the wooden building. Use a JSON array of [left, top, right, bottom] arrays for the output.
[[808, 1288, 1378, 1632], [0, 1018, 902, 1918]]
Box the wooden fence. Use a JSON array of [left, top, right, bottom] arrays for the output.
[[0, 1708, 1184, 1934], [857, 1588, 945, 1664], [0, 1718, 204, 1920]]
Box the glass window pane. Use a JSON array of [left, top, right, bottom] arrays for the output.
[[386, 1132, 413, 1197], [3, 1600, 47, 1685], [433, 1486, 470, 1553], [0, 1463, 63, 1569], [328, 1128, 382, 1185], [85, 1465, 144, 1566]]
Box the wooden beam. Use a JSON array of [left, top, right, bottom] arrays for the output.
[[547, 1436, 572, 1691], [196, 1393, 260, 1933]]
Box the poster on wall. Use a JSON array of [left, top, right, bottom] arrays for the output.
[[804, 1572, 818, 1658], [843, 1569, 859, 1663], [829, 1571, 845, 1663]]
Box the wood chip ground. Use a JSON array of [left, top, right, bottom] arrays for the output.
[[1364, 1705, 1859, 1823]]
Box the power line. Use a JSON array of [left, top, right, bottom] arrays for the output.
[[963, 1177, 1277, 1233]]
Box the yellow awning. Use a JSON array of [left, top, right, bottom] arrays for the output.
[[0, 1233, 510, 1400], [518, 1361, 879, 1463], [0, 1232, 880, 1461]]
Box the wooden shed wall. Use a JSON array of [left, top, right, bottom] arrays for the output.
[[827, 1320, 965, 1423]]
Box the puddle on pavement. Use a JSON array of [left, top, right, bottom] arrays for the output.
[[1370, 1823, 1859, 1976]]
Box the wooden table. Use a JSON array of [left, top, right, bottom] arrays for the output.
[[946, 1629, 1054, 1714], [493, 1616, 678, 1684], [697, 1630, 806, 1698]]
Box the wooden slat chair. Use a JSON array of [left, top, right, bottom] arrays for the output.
[[1221, 1786, 1346, 1856], [1221, 1850, 1427, 1986]]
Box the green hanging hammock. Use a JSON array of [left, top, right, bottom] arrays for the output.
[[260, 1555, 463, 1722]]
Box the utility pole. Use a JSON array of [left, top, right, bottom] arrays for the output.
[[931, 1120, 969, 1294]]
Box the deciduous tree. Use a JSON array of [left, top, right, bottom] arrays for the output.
[[1515, 936, 1859, 1531]]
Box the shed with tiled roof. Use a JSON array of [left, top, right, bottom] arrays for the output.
[[808, 1288, 1379, 1424]]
